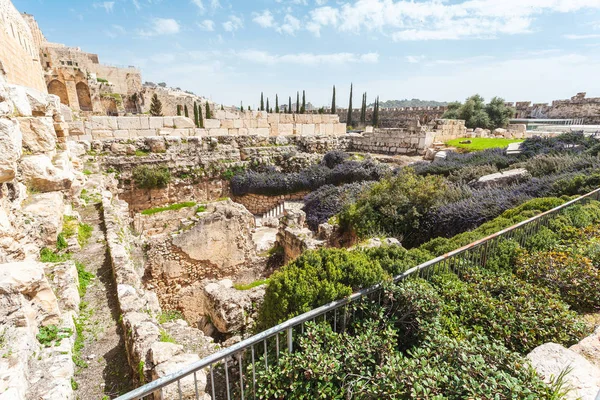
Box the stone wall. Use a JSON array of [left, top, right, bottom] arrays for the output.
[[140, 85, 212, 118], [69, 111, 347, 139], [0, 0, 46, 92], [102, 190, 215, 399], [233, 191, 310, 215], [513, 92, 600, 124]]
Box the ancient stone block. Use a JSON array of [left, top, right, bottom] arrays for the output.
[[221, 119, 234, 129], [204, 119, 221, 129], [138, 117, 150, 130], [209, 128, 228, 136], [149, 117, 164, 130], [228, 128, 239, 135], [321, 123, 334, 135], [92, 130, 114, 139], [214, 110, 226, 119], [233, 119, 243, 128], [257, 118, 269, 128], [0, 118, 22, 183], [194, 128, 208, 136], [279, 114, 294, 124], [267, 114, 280, 124], [18, 117, 56, 154], [163, 117, 174, 128], [334, 123, 347, 135], [172, 116, 195, 129], [225, 111, 237, 119], [279, 124, 294, 135], [117, 117, 141, 130], [238, 128, 249, 135], [301, 124, 315, 136]]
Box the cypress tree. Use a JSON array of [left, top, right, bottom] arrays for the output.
[[240, 101, 243, 111], [347, 83, 353, 127], [288, 96, 292, 114], [260, 92, 264, 111], [360, 92, 367, 124], [248, 106, 251, 111], [205, 101, 212, 119], [198, 102, 204, 128], [296, 92, 300, 113], [275, 95, 279, 113], [193, 101, 199, 127], [184, 105, 189, 118], [331, 85, 336, 114], [149, 94, 163, 116], [301, 90, 306, 114], [372, 96, 380, 127], [176, 105, 182, 116], [221, 104, 224, 111], [266, 98, 270, 114]]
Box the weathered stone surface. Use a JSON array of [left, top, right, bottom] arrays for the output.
[[172, 200, 256, 271], [0, 118, 23, 183], [19, 155, 74, 192], [172, 116, 195, 129], [0, 261, 61, 328], [18, 117, 56, 154], [571, 326, 600, 370], [472, 168, 530, 188], [22, 192, 64, 246], [152, 354, 208, 400], [150, 342, 184, 366], [528, 343, 600, 400]]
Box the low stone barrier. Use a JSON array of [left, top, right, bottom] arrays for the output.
[[233, 191, 310, 215]]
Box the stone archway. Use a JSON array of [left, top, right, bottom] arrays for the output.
[[76, 82, 92, 111], [47, 80, 69, 105]]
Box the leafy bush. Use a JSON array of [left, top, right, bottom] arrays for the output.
[[412, 147, 515, 177], [515, 250, 600, 312], [447, 164, 498, 184], [40, 248, 71, 263], [302, 182, 374, 230], [339, 169, 451, 242], [77, 223, 93, 247], [132, 165, 171, 189], [257, 248, 388, 329], [361, 245, 432, 276], [518, 154, 598, 177], [519, 132, 597, 158], [76, 261, 95, 298], [321, 151, 350, 169], [231, 159, 387, 197], [37, 325, 73, 347], [432, 271, 587, 353]]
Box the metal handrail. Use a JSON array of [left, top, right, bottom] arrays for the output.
[[116, 186, 600, 400]]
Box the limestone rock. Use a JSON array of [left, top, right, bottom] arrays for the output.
[[571, 326, 600, 370], [172, 200, 257, 272], [527, 343, 600, 400], [5, 85, 32, 117], [146, 137, 166, 153], [152, 354, 209, 400], [0, 261, 61, 329], [19, 155, 74, 192], [110, 142, 135, 156], [0, 118, 23, 183], [18, 117, 57, 154], [22, 192, 64, 246], [0, 83, 14, 117], [150, 342, 184, 366], [472, 168, 530, 188]]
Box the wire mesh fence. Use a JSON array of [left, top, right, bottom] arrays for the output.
[[116, 187, 600, 400]]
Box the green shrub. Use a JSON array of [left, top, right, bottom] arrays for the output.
[[37, 325, 72, 347], [132, 166, 171, 189], [77, 223, 93, 247], [431, 271, 587, 353], [447, 164, 498, 184], [159, 330, 176, 343], [515, 250, 600, 312], [157, 310, 183, 324], [62, 216, 78, 238], [56, 233, 68, 251], [76, 262, 94, 298], [485, 239, 522, 271], [339, 169, 450, 241], [361, 246, 432, 276], [257, 248, 388, 329], [40, 248, 71, 263]]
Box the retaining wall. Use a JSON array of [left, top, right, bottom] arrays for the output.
[[233, 191, 310, 215]]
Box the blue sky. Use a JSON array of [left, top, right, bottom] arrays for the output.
[[13, 0, 600, 108]]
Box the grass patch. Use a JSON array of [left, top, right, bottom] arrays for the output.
[[135, 150, 150, 157], [77, 224, 93, 247], [159, 330, 176, 344], [56, 233, 68, 251], [141, 202, 197, 216], [40, 248, 71, 263], [446, 138, 523, 152], [76, 262, 95, 298], [73, 301, 92, 370], [37, 325, 72, 347], [83, 169, 92, 176], [234, 279, 269, 291], [62, 216, 78, 238], [157, 310, 184, 324], [197, 205, 207, 213]]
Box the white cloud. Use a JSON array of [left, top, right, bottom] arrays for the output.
[[138, 18, 181, 36], [237, 50, 379, 65], [564, 33, 600, 39], [303, 0, 600, 41], [151, 53, 177, 64], [315, 0, 327, 5], [197, 19, 215, 31], [105, 24, 127, 38], [190, 0, 205, 13], [253, 10, 275, 28], [277, 14, 301, 35], [132, 0, 141, 10], [93, 1, 114, 13], [223, 16, 243, 32], [405, 55, 425, 63]]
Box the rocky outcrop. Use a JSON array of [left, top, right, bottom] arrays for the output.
[[528, 342, 600, 400], [0, 261, 80, 400], [19, 154, 75, 193], [471, 168, 531, 189], [18, 117, 56, 154], [178, 279, 265, 336], [171, 200, 257, 271], [0, 119, 23, 184], [277, 209, 325, 264], [102, 191, 215, 398]]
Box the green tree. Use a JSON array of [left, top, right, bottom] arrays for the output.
[[296, 92, 300, 113], [184, 105, 189, 118], [193, 101, 199, 127], [485, 97, 516, 129], [149, 94, 163, 116], [240, 101, 243, 111], [266, 98, 270, 114], [176, 105, 182, 116], [347, 83, 353, 127], [205, 101, 212, 119], [442, 102, 462, 120], [371, 96, 379, 127], [443, 94, 496, 130], [360, 92, 367, 124], [221, 104, 224, 111], [275, 95, 279, 113], [260, 92, 265, 111], [331, 85, 336, 114], [289, 96, 292, 114], [301, 90, 306, 114], [198, 102, 204, 128], [248, 106, 251, 111]]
